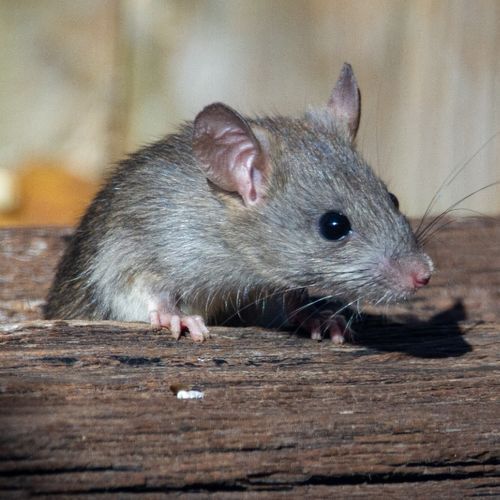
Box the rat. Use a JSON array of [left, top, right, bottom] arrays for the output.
[[44, 63, 433, 343]]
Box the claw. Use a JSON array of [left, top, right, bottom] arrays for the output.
[[149, 310, 161, 329], [183, 316, 204, 342], [169, 314, 182, 340], [309, 318, 322, 341], [327, 316, 354, 344]]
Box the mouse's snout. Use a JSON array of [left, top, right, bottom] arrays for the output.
[[379, 252, 434, 300], [411, 269, 431, 289]]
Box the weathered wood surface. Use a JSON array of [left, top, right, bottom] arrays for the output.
[[0, 219, 499, 497]]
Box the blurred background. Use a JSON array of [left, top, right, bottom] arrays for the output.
[[0, 0, 499, 226]]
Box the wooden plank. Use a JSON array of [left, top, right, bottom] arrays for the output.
[[0, 320, 498, 496], [0, 218, 499, 496]]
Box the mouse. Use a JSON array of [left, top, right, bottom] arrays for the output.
[[44, 63, 433, 343]]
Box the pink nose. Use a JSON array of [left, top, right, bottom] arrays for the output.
[[412, 272, 431, 288]]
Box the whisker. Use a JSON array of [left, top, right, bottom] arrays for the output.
[[417, 181, 500, 242], [219, 285, 305, 326], [420, 218, 458, 246], [416, 131, 500, 235]]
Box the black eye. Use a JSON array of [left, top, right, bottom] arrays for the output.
[[319, 212, 352, 241], [389, 192, 399, 210]]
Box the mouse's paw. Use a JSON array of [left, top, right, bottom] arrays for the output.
[[297, 312, 354, 344], [284, 291, 354, 343], [323, 314, 355, 344], [149, 309, 209, 342]]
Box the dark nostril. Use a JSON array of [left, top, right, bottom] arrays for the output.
[[413, 274, 430, 288]]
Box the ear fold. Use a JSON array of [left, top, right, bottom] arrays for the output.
[[193, 103, 270, 206], [327, 63, 361, 141]]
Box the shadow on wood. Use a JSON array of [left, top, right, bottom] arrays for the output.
[[354, 300, 474, 359]]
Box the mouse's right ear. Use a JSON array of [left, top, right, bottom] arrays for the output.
[[327, 62, 361, 141], [193, 103, 271, 206]]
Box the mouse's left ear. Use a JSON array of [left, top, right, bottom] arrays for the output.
[[327, 62, 361, 141], [193, 103, 271, 206]]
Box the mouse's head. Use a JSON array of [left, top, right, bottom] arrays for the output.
[[193, 63, 433, 305]]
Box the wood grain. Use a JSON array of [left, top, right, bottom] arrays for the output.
[[0, 218, 499, 497]]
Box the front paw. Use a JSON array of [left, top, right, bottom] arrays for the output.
[[149, 310, 210, 342], [321, 314, 354, 344], [293, 310, 354, 344]]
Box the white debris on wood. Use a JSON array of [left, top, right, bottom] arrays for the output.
[[176, 390, 204, 400]]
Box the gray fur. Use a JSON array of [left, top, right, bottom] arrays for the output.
[[45, 82, 431, 324]]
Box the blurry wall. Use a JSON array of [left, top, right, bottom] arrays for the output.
[[0, 0, 499, 224]]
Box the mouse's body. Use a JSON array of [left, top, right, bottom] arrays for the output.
[[44, 64, 433, 341]]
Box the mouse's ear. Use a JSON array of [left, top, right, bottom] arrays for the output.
[[193, 103, 270, 206], [327, 63, 361, 141]]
